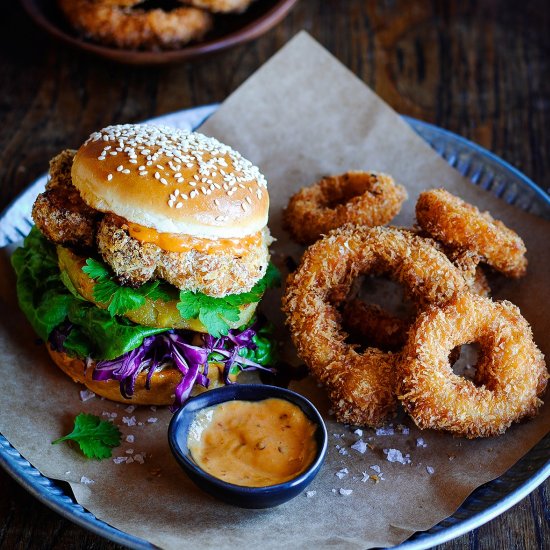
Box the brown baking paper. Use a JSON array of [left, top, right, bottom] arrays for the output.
[[1, 32, 549, 549]]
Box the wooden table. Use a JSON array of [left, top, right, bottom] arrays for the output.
[[1, 1, 548, 548]]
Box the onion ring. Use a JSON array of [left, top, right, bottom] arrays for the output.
[[398, 292, 548, 438], [184, 0, 255, 13], [283, 172, 407, 245], [416, 189, 527, 278], [282, 225, 466, 426], [58, 0, 213, 50]]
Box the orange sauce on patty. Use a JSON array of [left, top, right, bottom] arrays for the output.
[[187, 398, 318, 487], [113, 215, 262, 254]]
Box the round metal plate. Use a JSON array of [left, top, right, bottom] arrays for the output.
[[1, 105, 548, 549]]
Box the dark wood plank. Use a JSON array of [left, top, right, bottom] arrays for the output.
[[0, 1, 548, 549]]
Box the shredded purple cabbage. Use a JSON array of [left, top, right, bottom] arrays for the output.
[[90, 324, 274, 410]]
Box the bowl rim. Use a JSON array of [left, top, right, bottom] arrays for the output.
[[20, 0, 300, 65], [168, 383, 328, 495]]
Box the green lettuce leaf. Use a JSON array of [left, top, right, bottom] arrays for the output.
[[177, 263, 281, 337]]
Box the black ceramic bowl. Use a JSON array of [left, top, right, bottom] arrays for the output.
[[168, 384, 327, 509]]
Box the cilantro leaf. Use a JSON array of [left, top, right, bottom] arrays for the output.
[[82, 258, 172, 317], [176, 263, 281, 337], [52, 413, 121, 460]]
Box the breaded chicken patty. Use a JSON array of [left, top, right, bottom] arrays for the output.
[[31, 149, 270, 296]]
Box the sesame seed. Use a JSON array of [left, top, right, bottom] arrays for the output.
[[122, 169, 130, 174], [174, 173, 182, 178], [177, 177, 184, 183], [160, 178, 168, 185], [246, 196, 252, 204], [107, 174, 113, 181], [139, 171, 147, 176], [176, 203, 183, 209], [116, 165, 124, 172], [154, 172, 160, 180]]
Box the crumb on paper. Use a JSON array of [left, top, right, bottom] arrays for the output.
[[138, 422, 144, 426], [134, 453, 145, 464], [396, 424, 410, 435], [339, 488, 353, 496], [125, 448, 134, 454], [126, 457, 134, 464], [150, 468, 162, 477], [65, 471, 71, 475], [80, 476, 94, 485], [328, 409, 334, 416], [110, 412, 117, 419], [79, 389, 95, 402], [126, 435, 135, 443], [122, 416, 137, 426], [305, 490, 316, 498], [384, 448, 411, 464], [351, 439, 368, 454], [150, 406, 157, 412], [426, 466, 435, 475], [335, 468, 349, 479], [113, 457, 127, 464], [125, 405, 136, 413]]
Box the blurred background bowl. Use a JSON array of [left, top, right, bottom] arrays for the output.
[[20, 0, 299, 65]]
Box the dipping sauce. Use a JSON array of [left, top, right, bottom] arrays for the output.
[[187, 398, 318, 487]]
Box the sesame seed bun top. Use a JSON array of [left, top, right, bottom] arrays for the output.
[[71, 124, 269, 239]]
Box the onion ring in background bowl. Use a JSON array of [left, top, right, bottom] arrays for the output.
[[398, 292, 548, 438], [57, 0, 213, 50], [416, 188, 527, 278], [282, 225, 466, 426], [283, 171, 407, 245]]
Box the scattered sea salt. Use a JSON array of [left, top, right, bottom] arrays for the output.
[[360, 472, 370, 482], [79, 389, 95, 402], [113, 457, 127, 464], [338, 447, 349, 456], [147, 417, 158, 424], [305, 491, 316, 498], [426, 466, 435, 475], [125, 405, 136, 413], [335, 468, 349, 479], [384, 448, 411, 464], [339, 488, 353, 496], [126, 435, 135, 443], [138, 422, 144, 426], [80, 476, 94, 485], [110, 412, 117, 419], [351, 439, 368, 454], [397, 424, 410, 435], [416, 437, 427, 448], [370, 465, 381, 473], [122, 416, 137, 426], [353, 428, 363, 437]]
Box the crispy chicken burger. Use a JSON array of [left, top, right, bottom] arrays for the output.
[[13, 124, 277, 407]]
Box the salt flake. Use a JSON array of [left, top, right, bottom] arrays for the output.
[[339, 488, 353, 496], [351, 439, 368, 454]]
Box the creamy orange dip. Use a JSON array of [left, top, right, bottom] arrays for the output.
[[187, 398, 318, 487], [125, 220, 262, 255]]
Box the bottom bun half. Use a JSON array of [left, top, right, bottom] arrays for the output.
[[47, 344, 233, 405]]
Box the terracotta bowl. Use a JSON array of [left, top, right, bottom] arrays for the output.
[[20, 0, 299, 65]]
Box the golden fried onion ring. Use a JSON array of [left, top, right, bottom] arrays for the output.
[[282, 225, 466, 426], [398, 292, 548, 438], [416, 189, 527, 278], [283, 172, 407, 245], [58, 0, 213, 50]]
